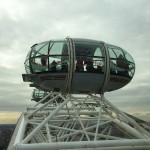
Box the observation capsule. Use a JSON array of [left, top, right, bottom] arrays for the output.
[[31, 89, 48, 102], [23, 38, 135, 94]]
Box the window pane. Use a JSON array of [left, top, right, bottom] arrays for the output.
[[74, 41, 104, 73], [107, 44, 124, 59], [49, 56, 69, 72], [125, 62, 135, 77], [38, 43, 48, 55], [125, 52, 134, 63], [30, 56, 48, 73], [108, 48, 117, 59], [31, 42, 49, 57], [49, 41, 68, 55], [94, 47, 102, 57], [24, 51, 31, 73], [49, 41, 69, 73], [113, 48, 124, 58]]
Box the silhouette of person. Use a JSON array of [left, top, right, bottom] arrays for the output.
[[51, 60, 57, 72], [61, 61, 68, 72], [116, 54, 125, 75], [76, 60, 84, 72], [85, 60, 95, 72], [41, 57, 47, 66], [117, 54, 125, 68]]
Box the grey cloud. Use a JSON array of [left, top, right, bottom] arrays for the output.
[[0, 0, 150, 115], [105, 82, 150, 113], [133, 112, 150, 122], [0, 64, 34, 111]]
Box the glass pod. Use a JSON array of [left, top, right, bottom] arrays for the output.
[[23, 38, 135, 94]]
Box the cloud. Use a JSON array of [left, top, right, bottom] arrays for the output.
[[0, 64, 35, 112], [133, 112, 150, 122], [0, 0, 150, 117]]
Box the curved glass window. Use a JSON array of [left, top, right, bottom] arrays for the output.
[[24, 51, 31, 74], [107, 44, 135, 78], [27, 40, 69, 73], [123, 50, 135, 78], [30, 42, 49, 73], [74, 41, 105, 73], [31, 42, 49, 57], [49, 40, 69, 72]]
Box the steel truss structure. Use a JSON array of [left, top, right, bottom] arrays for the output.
[[9, 92, 150, 150]]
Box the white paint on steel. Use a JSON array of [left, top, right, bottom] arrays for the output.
[[9, 92, 150, 150]]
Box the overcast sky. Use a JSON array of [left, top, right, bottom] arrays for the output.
[[0, 0, 150, 122]]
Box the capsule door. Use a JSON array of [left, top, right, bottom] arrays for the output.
[[71, 40, 106, 94]]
